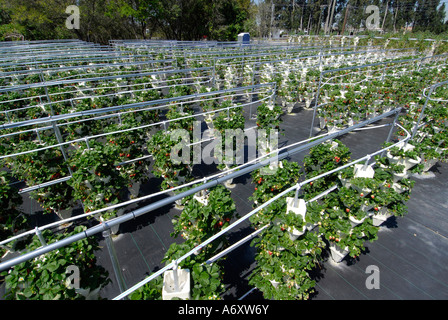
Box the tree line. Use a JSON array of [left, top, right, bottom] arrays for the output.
[[257, 0, 447, 36], [0, 0, 255, 43], [0, 0, 447, 43]]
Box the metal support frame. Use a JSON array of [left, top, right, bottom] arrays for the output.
[[309, 53, 448, 139], [0, 107, 403, 274]]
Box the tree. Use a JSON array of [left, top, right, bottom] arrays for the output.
[[1, 0, 74, 40], [413, 0, 447, 33], [108, 0, 163, 39]]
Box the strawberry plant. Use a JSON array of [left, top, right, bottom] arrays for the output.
[[249, 160, 301, 226], [249, 203, 325, 300], [67, 140, 127, 220], [104, 123, 151, 188], [6, 140, 75, 217], [255, 102, 283, 136], [303, 140, 351, 199], [0, 171, 28, 257], [158, 185, 235, 300], [129, 275, 163, 300], [1, 226, 110, 300], [211, 103, 246, 171], [171, 185, 237, 248], [147, 130, 193, 190], [161, 242, 226, 300]]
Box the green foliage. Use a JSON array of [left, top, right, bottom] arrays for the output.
[[1, 226, 110, 300]]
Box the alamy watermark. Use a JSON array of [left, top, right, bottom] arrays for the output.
[[66, 5, 80, 30], [365, 5, 380, 30], [66, 265, 80, 289], [365, 265, 380, 289]]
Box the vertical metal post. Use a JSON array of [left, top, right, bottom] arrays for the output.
[[35, 227, 47, 247], [309, 72, 323, 138], [381, 64, 387, 81], [172, 260, 179, 292], [212, 57, 216, 87], [385, 110, 401, 143], [380, 109, 401, 158], [411, 86, 434, 140], [102, 227, 127, 298], [293, 184, 301, 207], [40, 71, 73, 177]]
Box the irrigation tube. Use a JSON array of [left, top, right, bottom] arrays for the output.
[[0, 107, 402, 274], [113, 111, 410, 300]]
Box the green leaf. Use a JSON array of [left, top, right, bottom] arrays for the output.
[[22, 287, 33, 298], [46, 261, 59, 272]]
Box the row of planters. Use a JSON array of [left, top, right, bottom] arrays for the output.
[[395, 85, 448, 173], [255, 49, 414, 114], [0, 60, 171, 88], [129, 94, 285, 300], [248, 139, 416, 300], [1, 113, 154, 225], [316, 62, 448, 133], [0, 71, 198, 127], [129, 184, 238, 300]]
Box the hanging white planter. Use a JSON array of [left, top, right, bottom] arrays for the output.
[[193, 189, 209, 206], [327, 123, 337, 133], [421, 158, 438, 172], [319, 117, 326, 129], [286, 197, 307, 240], [349, 215, 367, 228], [397, 142, 415, 152], [391, 182, 409, 194], [329, 243, 349, 263], [162, 268, 191, 300], [361, 202, 374, 213], [338, 174, 351, 188], [400, 156, 421, 171], [353, 163, 375, 179], [305, 98, 311, 109], [392, 170, 409, 183], [269, 279, 281, 289], [372, 207, 392, 226], [223, 171, 236, 189]]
